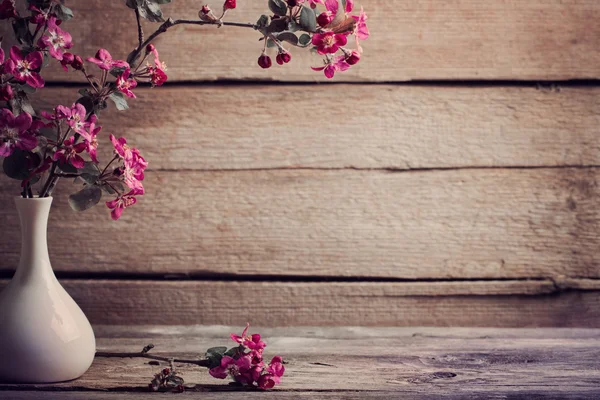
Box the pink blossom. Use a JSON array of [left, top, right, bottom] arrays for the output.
[[231, 323, 266, 352], [59, 103, 87, 133], [80, 120, 101, 163], [209, 355, 252, 380], [0, 84, 13, 101], [38, 16, 73, 61], [29, 5, 52, 25], [106, 188, 142, 221], [0, 47, 14, 75], [324, 0, 338, 14], [110, 134, 147, 191], [52, 136, 86, 169], [110, 134, 133, 161], [345, 0, 354, 12], [60, 52, 75, 71], [9, 46, 45, 88], [86, 49, 129, 71], [311, 55, 350, 78], [311, 32, 347, 55], [116, 68, 137, 98], [145, 48, 168, 87], [351, 7, 369, 41], [0, 109, 36, 157]]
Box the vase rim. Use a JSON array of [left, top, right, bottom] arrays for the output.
[[14, 196, 53, 201]]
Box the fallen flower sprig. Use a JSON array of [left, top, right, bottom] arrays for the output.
[[96, 324, 285, 392]]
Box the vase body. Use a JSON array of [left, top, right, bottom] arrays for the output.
[[0, 197, 95, 383]]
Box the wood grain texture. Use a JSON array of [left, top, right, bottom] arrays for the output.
[[31, 85, 600, 171], [0, 279, 596, 326], [4, 0, 600, 82], [2, 168, 600, 279], [2, 326, 600, 398]]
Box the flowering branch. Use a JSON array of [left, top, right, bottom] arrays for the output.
[[95, 324, 285, 393], [0, 0, 368, 219]]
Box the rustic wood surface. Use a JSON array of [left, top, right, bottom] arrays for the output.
[[2, 326, 600, 399], [2, 167, 600, 279], [29, 85, 600, 171], [0, 278, 592, 327], [4, 0, 600, 82]]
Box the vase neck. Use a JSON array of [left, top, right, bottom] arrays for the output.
[[14, 197, 55, 281]]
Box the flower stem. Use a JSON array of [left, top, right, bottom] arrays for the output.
[[95, 351, 210, 368], [135, 8, 144, 49], [128, 18, 257, 68]]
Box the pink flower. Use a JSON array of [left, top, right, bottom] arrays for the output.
[[311, 32, 347, 55], [145, 48, 168, 87], [312, 55, 350, 78], [209, 355, 252, 380], [9, 46, 45, 88], [0, 109, 36, 157], [122, 151, 147, 192], [223, 0, 236, 10], [110, 134, 133, 160], [58, 103, 87, 134], [29, 5, 52, 25], [345, 0, 354, 12], [106, 188, 142, 221], [52, 136, 86, 169], [257, 374, 278, 390], [231, 323, 266, 352], [116, 68, 137, 98], [267, 356, 285, 379], [0, 84, 13, 101], [352, 7, 369, 41], [60, 52, 75, 71], [86, 49, 129, 71], [0, 47, 14, 75], [80, 121, 101, 163], [0, 0, 16, 20], [324, 0, 338, 14], [38, 16, 73, 61]]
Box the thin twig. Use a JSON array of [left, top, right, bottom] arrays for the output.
[[135, 8, 144, 49], [95, 351, 210, 368], [128, 18, 257, 67]]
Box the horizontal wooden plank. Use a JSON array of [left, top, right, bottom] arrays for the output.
[[2, 168, 600, 279], [0, 279, 597, 326], [31, 85, 600, 170], [4, 0, 600, 82], [1, 167, 600, 278], [3, 326, 600, 398]]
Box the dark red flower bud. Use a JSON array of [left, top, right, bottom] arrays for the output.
[[175, 385, 185, 393], [287, 0, 298, 7], [0, 0, 17, 20], [0, 84, 13, 101], [223, 0, 236, 10], [276, 50, 291, 65], [317, 12, 333, 27], [162, 368, 170, 375], [146, 44, 156, 53], [258, 54, 272, 69], [71, 55, 84, 70], [345, 50, 360, 65]]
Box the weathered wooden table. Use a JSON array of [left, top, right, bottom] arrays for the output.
[[1, 326, 599, 399]]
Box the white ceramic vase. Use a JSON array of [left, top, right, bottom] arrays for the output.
[[0, 196, 95, 383]]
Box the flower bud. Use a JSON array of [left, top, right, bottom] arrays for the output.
[[0, 0, 17, 20], [146, 44, 156, 53], [162, 368, 170, 376], [317, 12, 333, 27], [199, 5, 218, 22], [175, 385, 185, 393], [345, 50, 360, 65], [71, 55, 84, 70], [0, 84, 13, 101], [223, 0, 236, 10], [258, 54, 272, 69], [276, 50, 291, 65], [287, 0, 298, 7]]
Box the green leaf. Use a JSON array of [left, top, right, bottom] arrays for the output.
[[205, 346, 228, 369], [256, 14, 270, 30], [55, 4, 74, 21], [3, 149, 34, 180], [109, 91, 129, 111], [268, 0, 287, 16], [298, 33, 312, 46], [137, 0, 164, 22], [206, 347, 227, 357], [151, 0, 172, 4], [12, 18, 32, 45], [9, 90, 35, 116], [68, 186, 102, 212], [277, 32, 298, 46], [76, 96, 95, 115], [125, 0, 141, 8], [58, 162, 78, 174], [299, 6, 317, 32], [267, 18, 288, 34], [17, 84, 36, 94]]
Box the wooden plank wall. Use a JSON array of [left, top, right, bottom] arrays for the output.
[[1, 0, 600, 326]]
